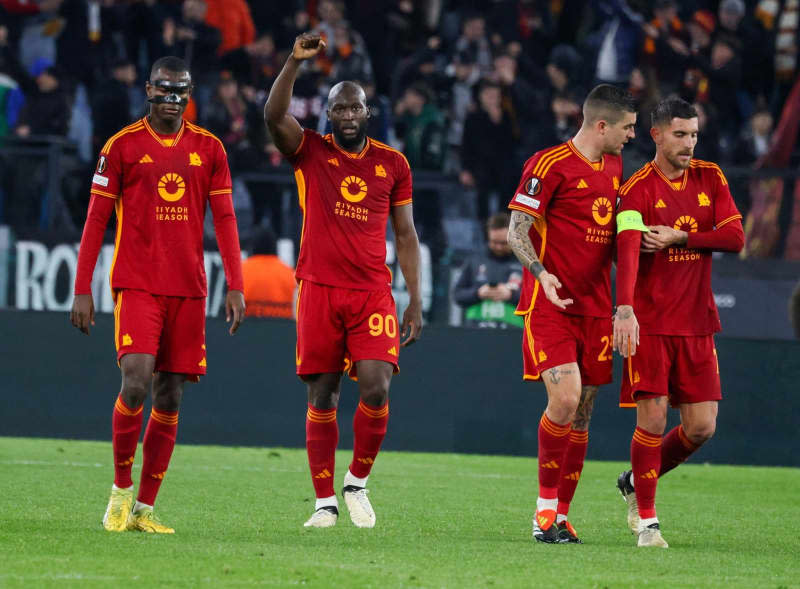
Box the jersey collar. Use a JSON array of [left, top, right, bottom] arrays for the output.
[[143, 116, 185, 148], [326, 134, 371, 159], [651, 160, 688, 191], [567, 140, 604, 171]]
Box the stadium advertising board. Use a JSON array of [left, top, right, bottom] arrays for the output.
[[3, 237, 433, 318]]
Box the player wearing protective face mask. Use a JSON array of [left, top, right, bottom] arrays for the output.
[[71, 56, 245, 533]]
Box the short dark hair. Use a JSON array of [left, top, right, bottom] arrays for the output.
[[150, 56, 190, 80], [583, 84, 636, 124], [651, 97, 698, 127], [487, 212, 510, 232]]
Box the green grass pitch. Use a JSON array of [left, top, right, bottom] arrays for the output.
[[1, 437, 798, 588]]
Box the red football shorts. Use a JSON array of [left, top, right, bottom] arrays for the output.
[[620, 334, 721, 407], [521, 304, 613, 386], [295, 280, 400, 379], [113, 289, 207, 379]]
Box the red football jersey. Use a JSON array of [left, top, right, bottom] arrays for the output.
[[288, 129, 413, 290], [90, 117, 232, 297], [617, 159, 742, 335], [508, 140, 622, 317]]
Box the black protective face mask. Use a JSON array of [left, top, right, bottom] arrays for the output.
[[148, 80, 192, 106]]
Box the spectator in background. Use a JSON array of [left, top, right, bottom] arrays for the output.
[[0, 23, 27, 136], [453, 12, 492, 75], [204, 0, 254, 57], [460, 80, 518, 222], [717, 0, 771, 110], [754, 0, 800, 114], [90, 59, 139, 157], [487, 0, 555, 61], [444, 49, 481, 154], [682, 9, 715, 104], [394, 80, 445, 170], [14, 57, 69, 137], [691, 101, 721, 162], [221, 31, 280, 97], [734, 108, 774, 165], [391, 35, 449, 105], [641, 0, 690, 97], [590, 0, 644, 86], [328, 23, 373, 85], [241, 226, 296, 319], [204, 71, 266, 171], [162, 0, 222, 118], [8, 58, 70, 229], [692, 31, 743, 154], [453, 212, 523, 329], [545, 91, 582, 145], [493, 50, 542, 155]]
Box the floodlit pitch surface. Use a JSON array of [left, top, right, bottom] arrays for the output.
[[1, 437, 798, 588]]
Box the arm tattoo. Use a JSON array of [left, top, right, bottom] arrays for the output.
[[573, 386, 598, 430], [617, 307, 633, 319], [508, 210, 545, 278]]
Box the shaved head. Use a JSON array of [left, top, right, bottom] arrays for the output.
[[328, 81, 366, 104]]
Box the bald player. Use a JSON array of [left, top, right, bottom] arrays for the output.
[[507, 84, 636, 543], [265, 33, 423, 528]]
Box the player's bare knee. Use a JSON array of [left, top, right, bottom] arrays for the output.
[[546, 393, 580, 424], [358, 380, 389, 407], [636, 397, 668, 434], [685, 421, 716, 445], [152, 387, 183, 412], [307, 388, 339, 410], [119, 374, 151, 408]]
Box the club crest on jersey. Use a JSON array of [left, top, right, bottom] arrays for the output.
[[697, 192, 710, 206], [525, 177, 542, 196], [96, 156, 107, 174]]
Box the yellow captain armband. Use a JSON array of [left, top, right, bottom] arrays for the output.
[[617, 210, 650, 234]]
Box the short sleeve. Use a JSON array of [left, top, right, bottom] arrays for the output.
[[209, 139, 233, 197], [391, 154, 413, 207], [710, 167, 742, 229], [286, 128, 318, 167], [507, 150, 562, 218], [90, 141, 122, 200]]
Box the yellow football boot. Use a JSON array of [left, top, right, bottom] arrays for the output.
[[127, 507, 175, 534], [102, 486, 134, 532]]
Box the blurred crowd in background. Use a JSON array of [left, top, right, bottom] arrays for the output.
[[1, 0, 799, 260]]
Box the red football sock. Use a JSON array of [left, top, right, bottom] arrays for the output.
[[306, 404, 338, 498], [538, 413, 572, 500], [659, 425, 700, 477], [556, 429, 589, 517], [112, 394, 144, 488], [349, 400, 389, 479], [631, 426, 662, 520], [137, 408, 178, 506]]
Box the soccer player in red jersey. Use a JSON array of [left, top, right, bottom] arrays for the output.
[[265, 33, 423, 528], [70, 56, 246, 533], [507, 85, 637, 543], [613, 97, 744, 548]]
